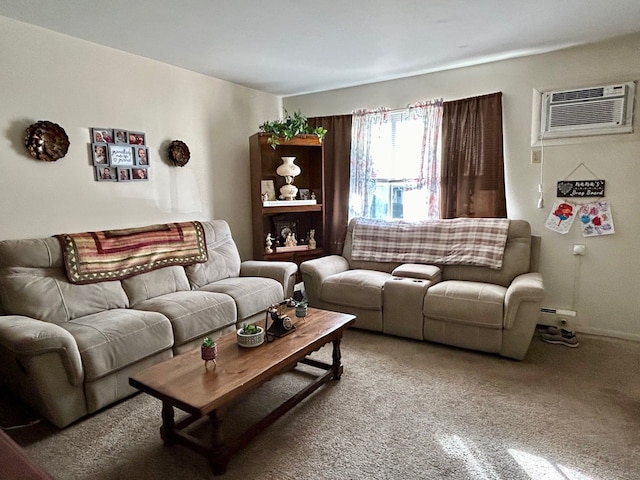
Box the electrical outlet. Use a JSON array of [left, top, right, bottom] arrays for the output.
[[531, 149, 542, 164]]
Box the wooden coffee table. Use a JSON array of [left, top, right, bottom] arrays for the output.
[[129, 307, 355, 475]]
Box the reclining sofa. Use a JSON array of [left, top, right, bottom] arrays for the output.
[[301, 218, 544, 360], [0, 220, 296, 427]]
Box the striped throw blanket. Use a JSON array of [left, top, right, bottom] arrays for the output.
[[351, 218, 510, 270], [58, 221, 207, 284]]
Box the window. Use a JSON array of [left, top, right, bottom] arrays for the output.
[[349, 101, 442, 221]]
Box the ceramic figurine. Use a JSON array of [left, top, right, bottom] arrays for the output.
[[308, 229, 316, 249], [265, 233, 273, 254]]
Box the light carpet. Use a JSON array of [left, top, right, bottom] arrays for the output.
[[5, 329, 640, 480]]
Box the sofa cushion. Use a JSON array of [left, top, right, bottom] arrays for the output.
[[0, 267, 128, 324], [321, 269, 391, 310], [132, 291, 237, 347], [60, 309, 173, 382], [185, 221, 242, 288], [0, 237, 129, 323], [197, 277, 282, 321], [392, 264, 441, 281], [424, 280, 506, 328], [121, 266, 190, 306]]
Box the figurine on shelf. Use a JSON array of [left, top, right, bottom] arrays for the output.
[[311, 191, 316, 200], [262, 192, 269, 202], [265, 233, 273, 254], [308, 229, 316, 249]]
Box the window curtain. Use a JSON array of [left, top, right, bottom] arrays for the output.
[[440, 92, 506, 218], [308, 115, 352, 254], [349, 100, 443, 219], [349, 108, 388, 219]]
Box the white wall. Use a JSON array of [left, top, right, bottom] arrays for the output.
[[285, 33, 640, 341], [0, 16, 281, 259]]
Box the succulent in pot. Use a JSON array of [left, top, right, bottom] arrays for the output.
[[236, 323, 265, 348], [201, 337, 218, 369]]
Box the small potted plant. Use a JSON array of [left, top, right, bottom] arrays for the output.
[[295, 300, 308, 318], [201, 337, 218, 369], [236, 323, 265, 348]]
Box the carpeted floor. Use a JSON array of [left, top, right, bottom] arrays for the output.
[[3, 328, 640, 480]]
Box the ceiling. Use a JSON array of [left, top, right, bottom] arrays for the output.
[[2, 1, 640, 97]]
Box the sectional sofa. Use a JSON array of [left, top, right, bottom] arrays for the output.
[[0, 220, 296, 427], [301, 218, 544, 360]]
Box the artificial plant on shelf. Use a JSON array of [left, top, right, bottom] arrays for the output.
[[259, 110, 327, 148]]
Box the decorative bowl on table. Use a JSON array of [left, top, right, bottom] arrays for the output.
[[236, 325, 265, 348]]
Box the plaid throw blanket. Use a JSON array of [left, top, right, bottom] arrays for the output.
[[58, 221, 207, 284], [351, 218, 510, 270]]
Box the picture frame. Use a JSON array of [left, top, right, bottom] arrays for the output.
[[117, 167, 132, 181], [92, 128, 114, 144], [261, 179, 276, 201], [298, 188, 310, 200], [272, 216, 298, 244], [108, 145, 134, 166], [128, 131, 146, 145], [96, 166, 116, 182], [114, 130, 128, 144], [135, 146, 149, 166], [92, 142, 109, 165], [132, 167, 149, 181]]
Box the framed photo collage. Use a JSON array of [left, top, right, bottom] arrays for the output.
[[91, 128, 149, 182]]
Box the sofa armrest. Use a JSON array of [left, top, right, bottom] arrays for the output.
[[300, 255, 350, 306], [240, 260, 298, 298], [504, 272, 545, 329], [0, 315, 84, 386]]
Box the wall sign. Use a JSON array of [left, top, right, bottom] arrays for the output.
[[556, 180, 605, 198]]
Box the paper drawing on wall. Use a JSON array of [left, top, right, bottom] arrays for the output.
[[545, 200, 576, 234], [579, 201, 615, 237]]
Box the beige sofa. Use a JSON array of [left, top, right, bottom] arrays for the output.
[[301, 218, 544, 360], [0, 220, 296, 428]]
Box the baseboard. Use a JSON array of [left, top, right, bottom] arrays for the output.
[[537, 323, 640, 342]]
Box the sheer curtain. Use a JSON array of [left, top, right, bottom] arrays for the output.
[[349, 100, 443, 220], [441, 92, 506, 218]]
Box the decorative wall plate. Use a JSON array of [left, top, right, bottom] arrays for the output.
[[25, 120, 70, 162], [168, 140, 190, 167]]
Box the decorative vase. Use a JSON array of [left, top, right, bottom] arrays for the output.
[[276, 157, 301, 201]]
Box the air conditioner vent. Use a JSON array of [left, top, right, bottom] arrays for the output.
[[540, 82, 635, 139]]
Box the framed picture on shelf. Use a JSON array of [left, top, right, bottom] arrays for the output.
[[261, 179, 276, 201], [132, 167, 149, 181], [135, 146, 149, 165], [92, 128, 113, 143], [298, 188, 310, 200], [272, 216, 298, 245], [117, 168, 132, 181], [108, 145, 134, 166], [128, 131, 146, 145], [96, 166, 116, 182], [92, 143, 108, 165]]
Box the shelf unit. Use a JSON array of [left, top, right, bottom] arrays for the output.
[[249, 133, 326, 265]]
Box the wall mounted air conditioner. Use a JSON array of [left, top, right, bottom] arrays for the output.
[[540, 82, 635, 139]]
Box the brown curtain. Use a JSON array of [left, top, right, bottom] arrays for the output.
[[441, 92, 506, 218], [308, 115, 352, 254]]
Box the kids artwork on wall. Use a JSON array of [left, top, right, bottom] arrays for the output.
[[545, 164, 614, 237], [545, 199, 615, 237]]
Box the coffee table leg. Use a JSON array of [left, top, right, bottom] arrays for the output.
[[209, 410, 229, 475], [160, 401, 175, 446], [332, 337, 344, 380]]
